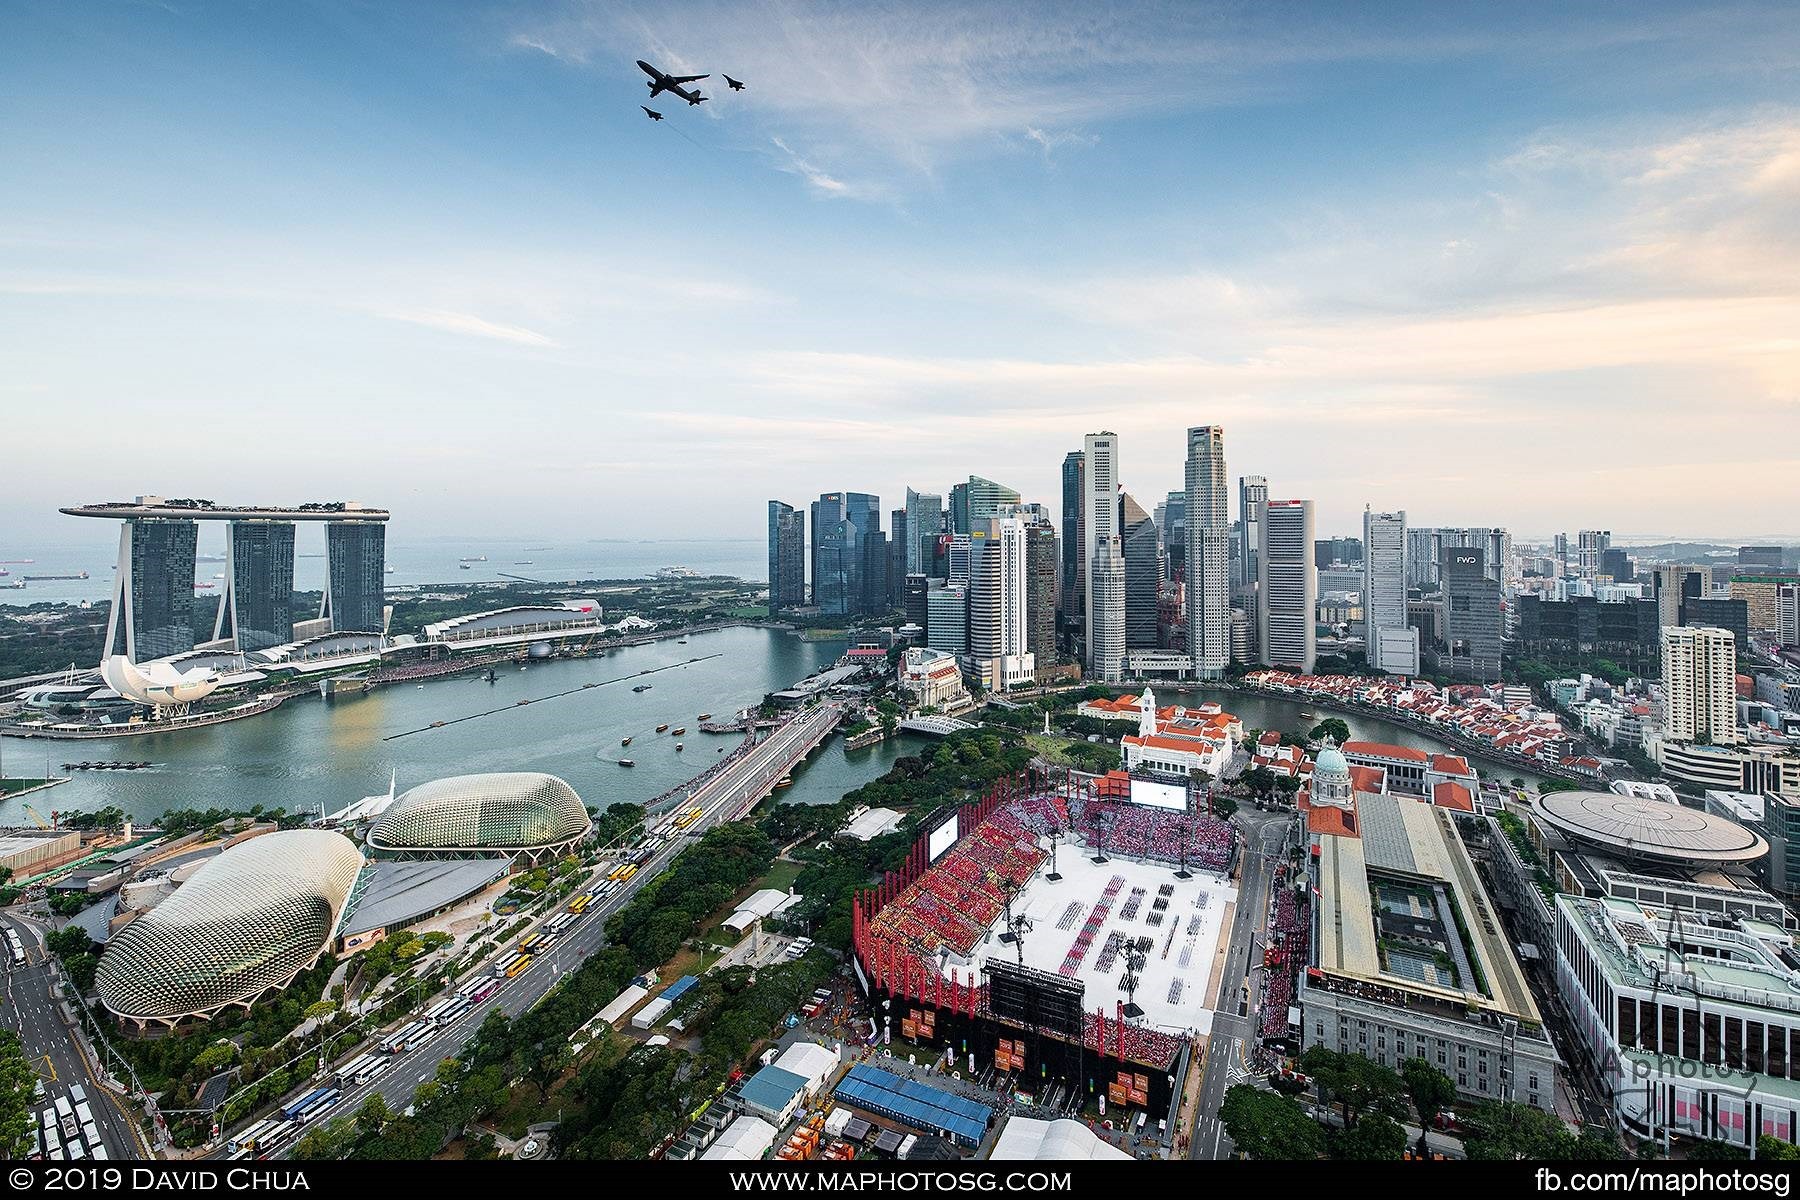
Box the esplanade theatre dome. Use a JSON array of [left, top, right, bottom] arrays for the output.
[[365, 772, 591, 863], [95, 830, 363, 1028]]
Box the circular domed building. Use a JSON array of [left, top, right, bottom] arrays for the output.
[[365, 772, 591, 864], [95, 829, 364, 1029], [1310, 740, 1353, 807]]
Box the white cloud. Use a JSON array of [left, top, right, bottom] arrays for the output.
[[375, 307, 559, 347]]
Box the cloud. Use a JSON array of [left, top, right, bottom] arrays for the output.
[[374, 307, 558, 347], [769, 135, 861, 199]]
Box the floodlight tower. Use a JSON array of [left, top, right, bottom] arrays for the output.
[[1047, 826, 1063, 882]]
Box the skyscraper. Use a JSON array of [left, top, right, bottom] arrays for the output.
[[1082, 432, 1125, 681], [810, 493, 850, 613], [1441, 547, 1502, 682], [1661, 625, 1741, 745], [903, 574, 931, 634], [1259, 499, 1315, 672], [1578, 529, 1611, 581], [106, 516, 199, 662], [216, 519, 295, 652], [969, 517, 1035, 690], [1362, 508, 1418, 676], [888, 506, 908, 609], [947, 534, 973, 585], [1060, 450, 1084, 638], [965, 476, 1022, 526], [1161, 490, 1186, 583], [1185, 428, 1230, 678], [323, 520, 386, 635], [1651, 564, 1703, 631], [1120, 493, 1161, 650], [1235, 475, 1267, 594], [926, 583, 968, 654], [904, 488, 943, 577], [949, 482, 970, 536], [767, 500, 806, 612], [848, 493, 884, 614], [1022, 518, 1059, 674]]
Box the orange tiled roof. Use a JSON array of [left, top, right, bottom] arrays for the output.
[[1432, 781, 1475, 812], [1308, 804, 1358, 838]]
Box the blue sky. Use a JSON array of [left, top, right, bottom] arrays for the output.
[[3, 0, 1798, 542]]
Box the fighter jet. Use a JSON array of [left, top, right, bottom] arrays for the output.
[[724, 75, 745, 91], [637, 59, 708, 105], [642, 106, 664, 121]]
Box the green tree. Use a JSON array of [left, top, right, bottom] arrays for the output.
[[1758, 1135, 1800, 1161], [355, 1093, 392, 1139], [1333, 1112, 1407, 1160], [1218, 1085, 1324, 1160], [1309, 718, 1351, 746], [0, 1031, 38, 1159], [1299, 1046, 1408, 1126], [1400, 1056, 1456, 1151]]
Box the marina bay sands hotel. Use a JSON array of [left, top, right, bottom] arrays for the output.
[[61, 498, 390, 663]]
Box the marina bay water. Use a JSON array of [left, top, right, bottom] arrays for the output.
[[0, 626, 918, 826], [0, 623, 1549, 829]]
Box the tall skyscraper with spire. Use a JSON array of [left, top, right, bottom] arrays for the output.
[[1185, 426, 1230, 679], [1082, 432, 1125, 682]]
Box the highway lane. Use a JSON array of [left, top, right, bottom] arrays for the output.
[[1189, 811, 1295, 1161], [229, 702, 845, 1158], [0, 911, 149, 1159]]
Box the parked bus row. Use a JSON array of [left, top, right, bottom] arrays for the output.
[[7, 928, 27, 968], [33, 1086, 106, 1161]]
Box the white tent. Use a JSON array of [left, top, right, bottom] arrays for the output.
[[701, 1116, 779, 1161], [989, 1117, 1132, 1161]]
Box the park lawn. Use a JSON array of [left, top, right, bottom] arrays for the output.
[[0, 778, 53, 796]]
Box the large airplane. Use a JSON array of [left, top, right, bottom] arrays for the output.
[[637, 59, 708, 105]]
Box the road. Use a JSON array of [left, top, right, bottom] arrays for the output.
[[223, 702, 844, 1158], [0, 911, 149, 1159], [1189, 809, 1296, 1161]]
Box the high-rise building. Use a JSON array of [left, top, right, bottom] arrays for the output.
[[1022, 518, 1059, 673], [925, 583, 968, 655], [1259, 499, 1315, 672], [216, 520, 295, 652], [767, 501, 806, 612], [810, 492, 846, 609], [1059, 451, 1084, 638], [1661, 625, 1741, 745], [1120, 493, 1161, 650], [947, 534, 973, 584], [849, 493, 885, 614], [1441, 547, 1502, 682], [1235, 475, 1267, 594], [323, 519, 386, 635], [1650, 564, 1702, 630], [106, 516, 199, 662], [888, 507, 908, 609], [1162, 490, 1186, 583], [1411, 528, 1511, 591], [1406, 527, 1439, 590], [809, 492, 883, 616], [968, 517, 1035, 691], [1577, 529, 1611, 581], [1682, 597, 1750, 667], [1362, 508, 1418, 676], [948, 482, 970, 536], [1739, 546, 1784, 569], [903, 574, 931, 634], [1599, 546, 1633, 583], [1082, 432, 1125, 681], [1730, 573, 1800, 633], [965, 476, 1021, 526], [1553, 532, 1570, 577], [1314, 536, 1363, 569], [1185, 428, 1231, 678], [1779, 582, 1799, 648], [904, 489, 942, 577]]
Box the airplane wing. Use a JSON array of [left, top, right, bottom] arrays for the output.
[[669, 73, 709, 84]]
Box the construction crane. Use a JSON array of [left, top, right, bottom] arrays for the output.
[[20, 803, 52, 829]]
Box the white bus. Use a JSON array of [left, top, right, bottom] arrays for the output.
[[228, 1118, 284, 1159], [379, 1021, 430, 1055], [434, 996, 471, 1027], [335, 1053, 385, 1087], [493, 952, 529, 979]]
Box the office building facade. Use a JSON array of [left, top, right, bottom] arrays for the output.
[[1082, 432, 1125, 681], [1441, 547, 1502, 682], [1060, 450, 1084, 637], [106, 517, 200, 663], [1183, 427, 1230, 678], [1259, 499, 1315, 672], [767, 501, 806, 612], [969, 517, 1035, 691], [1022, 520, 1059, 673], [1120, 493, 1161, 650], [1577, 529, 1611, 581], [904, 488, 943, 577], [1362, 507, 1418, 675], [926, 584, 969, 655], [323, 520, 386, 635]]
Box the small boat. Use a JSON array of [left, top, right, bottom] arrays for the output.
[[621, 737, 633, 746], [774, 777, 793, 789], [430, 721, 446, 728], [617, 759, 636, 767], [671, 727, 687, 736], [485, 669, 497, 683], [697, 713, 712, 721], [655, 723, 669, 733], [632, 684, 652, 693], [677, 639, 688, 645], [675, 743, 684, 752], [516, 699, 530, 706], [459, 563, 472, 570]]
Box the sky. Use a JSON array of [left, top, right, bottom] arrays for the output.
[[2, 0, 1798, 544]]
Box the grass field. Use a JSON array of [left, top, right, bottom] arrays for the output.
[[0, 778, 53, 797]]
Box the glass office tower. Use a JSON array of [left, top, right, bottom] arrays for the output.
[[106, 518, 199, 662]]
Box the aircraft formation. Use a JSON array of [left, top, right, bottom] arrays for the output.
[[637, 59, 745, 121]]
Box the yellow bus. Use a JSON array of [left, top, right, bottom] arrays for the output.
[[675, 806, 704, 830], [616, 863, 638, 883], [569, 892, 594, 915], [519, 933, 543, 952], [506, 954, 534, 979]]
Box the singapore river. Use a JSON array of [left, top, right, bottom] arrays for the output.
[[0, 626, 920, 826], [0, 627, 1548, 827]]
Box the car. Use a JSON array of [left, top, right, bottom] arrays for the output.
[[33, 1078, 45, 1099]]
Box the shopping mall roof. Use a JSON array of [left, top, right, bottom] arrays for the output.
[[1528, 790, 1769, 865]]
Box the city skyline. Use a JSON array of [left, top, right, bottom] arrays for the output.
[[5, 1, 1800, 542]]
